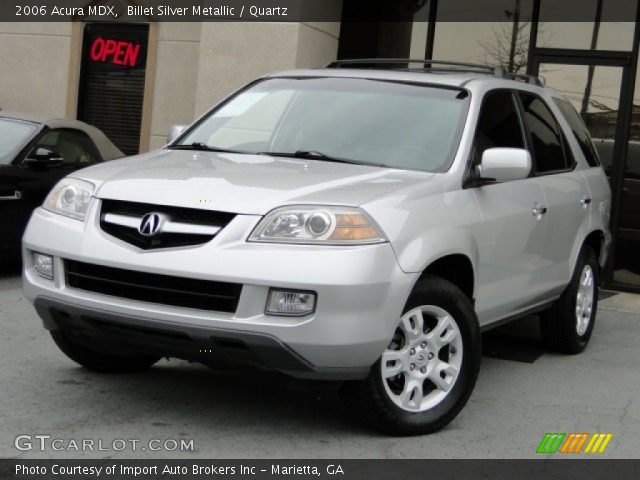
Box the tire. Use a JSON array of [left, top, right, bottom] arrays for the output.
[[340, 275, 481, 435], [51, 329, 160, 373], [540, 246, 599, 354]]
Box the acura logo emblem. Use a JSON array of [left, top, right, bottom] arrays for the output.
[[138, 213, 163, 236]]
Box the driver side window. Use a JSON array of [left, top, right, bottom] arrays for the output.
[[474, 90, 525, 167]]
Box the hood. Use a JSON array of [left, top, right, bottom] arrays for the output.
[[76, 149, 432, 215]]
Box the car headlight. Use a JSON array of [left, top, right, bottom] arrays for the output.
[[249, 205, 387, 245], [43, 178, 95, 221]]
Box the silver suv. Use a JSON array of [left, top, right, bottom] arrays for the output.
[[22, 60, 611, 435]]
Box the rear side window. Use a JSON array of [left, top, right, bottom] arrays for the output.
[[554, 98, 601, 167], [518, 93, 567, 173], [474, 90, 524, 162], [31, 129, 101, 164]]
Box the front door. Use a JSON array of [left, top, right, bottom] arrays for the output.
[[469, 90, 549, 323]]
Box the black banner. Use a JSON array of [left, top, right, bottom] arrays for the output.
[[2, 460, 640, 480], [3, 0, 639, 22]]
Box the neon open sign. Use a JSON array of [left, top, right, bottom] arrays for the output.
[[89, 37, 142, 67]]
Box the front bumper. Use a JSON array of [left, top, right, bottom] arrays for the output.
[[22, 203, 418, 380]]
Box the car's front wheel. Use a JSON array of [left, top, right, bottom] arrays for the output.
[[51, 330, 160, 373], [341, 275, 481, 435]]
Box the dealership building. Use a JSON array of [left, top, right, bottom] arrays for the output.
[[0, 0, 639, 292]]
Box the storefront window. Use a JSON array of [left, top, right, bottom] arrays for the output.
[[538, 22, 635, 51], [433, 21, 532, 73], [538, 64, 622, 125], [77, 23, 149, 156], [431, 1, 534, 73], [538, 0, 636, 51]]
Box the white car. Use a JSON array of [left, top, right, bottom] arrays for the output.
[[22, 60, 611, 435]]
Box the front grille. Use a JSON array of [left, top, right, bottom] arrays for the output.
[[66, 260, 242, 313], [100, 199, 236, 250], [101, 224, 210, 250]]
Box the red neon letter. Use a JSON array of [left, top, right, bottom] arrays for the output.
[[112, 41, 127, 65], [89, 37, 141, 66], [123, 43, 141, 67], [90, 37, 104, 61], [102, 39, 117, 61]]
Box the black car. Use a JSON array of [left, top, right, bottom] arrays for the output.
[[0, 112, 123, 262]]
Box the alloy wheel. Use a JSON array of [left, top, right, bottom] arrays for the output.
[[576, 264, 595, 336], [381, 305, 463, 412]]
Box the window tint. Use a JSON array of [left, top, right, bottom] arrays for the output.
[[518, 93, 567, 173], [31, 129, 100, 164], [474, 90, 524, 162], [554, 98, 601, 167]]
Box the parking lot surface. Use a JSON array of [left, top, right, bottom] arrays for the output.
[[1, 267, 639, 459]]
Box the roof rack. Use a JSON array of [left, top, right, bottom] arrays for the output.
[[325, 58, 541, 86]]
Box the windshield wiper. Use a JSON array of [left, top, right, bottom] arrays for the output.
[[258, 150, 377, 166], [168, 142, 246, 154], [170, 145, 386, 167]]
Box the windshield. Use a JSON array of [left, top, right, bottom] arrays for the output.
[[177, 77, 469, 172], [0, 118, 37, 165]]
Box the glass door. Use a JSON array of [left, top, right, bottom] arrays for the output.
[[614, 74, 640, 288]]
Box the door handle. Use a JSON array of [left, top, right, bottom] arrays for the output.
[[580, 195, 592, 208], [0, 190, 22, 201], [532, 205, 548, 218]]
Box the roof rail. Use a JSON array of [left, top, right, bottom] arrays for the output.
[[325, 58, 541, 86]]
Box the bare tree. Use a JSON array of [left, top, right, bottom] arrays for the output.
[[480, 20, 530, 73], [479, 0, 550, 74]]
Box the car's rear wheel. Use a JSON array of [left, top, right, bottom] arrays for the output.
[[51, 330, 160, 373], [540, 246, 599, 354], [341, 275, 481, 435]]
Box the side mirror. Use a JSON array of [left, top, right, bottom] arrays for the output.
[[167, 125, 188, 144], [24, 147, 64, 168], [474, 148, 531, 185]]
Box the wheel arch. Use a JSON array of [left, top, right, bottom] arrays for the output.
[[393, 225, 479, 303], [566, 214, 608, 286], [582, 229, 606, 272], [417, 254, 476, 302]]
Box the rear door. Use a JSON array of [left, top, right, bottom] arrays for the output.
[[470, 90, 549, 322], [516, 92, 590, 295]]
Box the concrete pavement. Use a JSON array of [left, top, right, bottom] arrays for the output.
[[1, 267, 639, 459]]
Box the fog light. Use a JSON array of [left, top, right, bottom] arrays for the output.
[[33, 253, 53, 279], [266, 289, 316, 316]]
